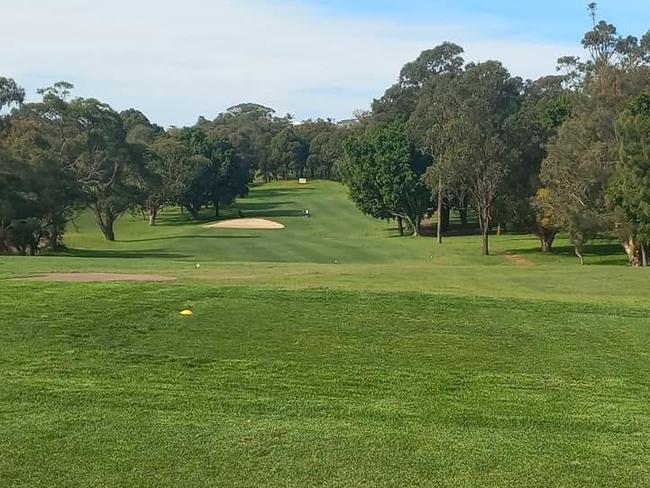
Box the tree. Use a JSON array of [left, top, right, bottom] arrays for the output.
[[504, 76, 573, 250], [1, 78, 82, 253], [342, 122, 431, 236], [143, 132, 203, 225], [0, 77, 25, 112], [179, 128, 247, 219], [540, 12, 650, 264], [373, 42, 465, 126], [435, 61, 522, 255], [65, 98, 143, 241], [1, 109, 81, 250], [206, 103, 288, 182], [531, 188, 562, 252], [270, 126, 309, 179], [611, 93, 650, 266], [408, 45, 466, 243]]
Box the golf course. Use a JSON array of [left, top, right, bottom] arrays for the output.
[[2, 180, 650, 487]]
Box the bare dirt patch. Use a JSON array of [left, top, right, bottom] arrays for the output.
[[500, 252, 534, 267], [203, 218, 285, 230], [22, 273, 176, 282]]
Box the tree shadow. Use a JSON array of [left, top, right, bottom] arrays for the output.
[[57, 249, 192, 259], [156, 214, 213, 226], [119, 235, 261, 243], [248, 187, 316, 199], [508, 243, 628, 265]]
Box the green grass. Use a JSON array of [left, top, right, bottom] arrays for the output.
[[2, 180, 650, 487], [3, 284, 650, 487]]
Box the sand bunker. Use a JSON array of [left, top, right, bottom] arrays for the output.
[[23, 273, 176, 282], [203, 218, 285, 230]]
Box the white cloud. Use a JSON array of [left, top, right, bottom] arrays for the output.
[[1, 0, 580, 126]]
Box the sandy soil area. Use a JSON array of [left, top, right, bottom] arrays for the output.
[[21, 273, 176, 282], [203, 218, 285, 230]]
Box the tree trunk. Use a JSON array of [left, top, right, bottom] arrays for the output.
[[214, 200, 220, 218], [481, 225, 490, 256], [642, 244, 648, 267], [413, 216, 422, 237], [539, 229, 555, 253], [441, 206, 451, 233], [96, 209, 116, 242], [459, 208, 468, 227], [184, 203, 201, 220], [149, 208, 158, 226], [622, 235, 642, 267], [436, 174, 443, 244], [397, 217, 405, 237], [48, 230, 60, 251], [404, 215, 421, 237], [0, 224, 9, 254], [99, 221, 115, 242]]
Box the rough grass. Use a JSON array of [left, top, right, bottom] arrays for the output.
[[1, 181, 650, 487]]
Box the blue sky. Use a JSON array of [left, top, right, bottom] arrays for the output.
[[2, 1, 647, 126], [303, 0, 647, 40]]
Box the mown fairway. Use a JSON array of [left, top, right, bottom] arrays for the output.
[[2, 181, 650, 487]]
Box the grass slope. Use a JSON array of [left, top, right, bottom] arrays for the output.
[[2, 181, 650, 487], [1, 180, 646, 304]]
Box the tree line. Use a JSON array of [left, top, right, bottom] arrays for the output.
[[2, 3, 649, 266], [0, 85, 347, 253], [340, 5, 650, 264]]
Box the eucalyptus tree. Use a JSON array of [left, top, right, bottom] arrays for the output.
[[0, 77, 24, 112], [373, 42, 465, 125], [179, 128, 247, 219], [540, 11, 650, 263], [207, 103, 288, 182], [611, 93, 650, 265], [270, 126, 309, 179], [62, 97, 144, 241], [412, 60, 521, 254], [408, 44, 466, 243]]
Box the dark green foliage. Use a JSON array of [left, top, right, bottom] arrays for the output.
[[270, 126, 309, 179], [0, 76, 24, 110], [179, 128, 248, 219], [342, 122, 431, 235], [0, 79, 81, 253], [610, 92, 650, 264]]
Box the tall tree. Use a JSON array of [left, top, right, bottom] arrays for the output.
[[179, 128, 247, 219], [270, 126, 309, 179], [408, 44, 466, 243], [540, 12, 650, 263], [143, 131, 204, 225], [611, 92, 650, 265], [65, 98, 143, 241], [342, 122, 431, 236], [438, 61, 522, 255]]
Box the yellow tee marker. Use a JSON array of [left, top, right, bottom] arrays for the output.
[[180, 310, 193, 317]]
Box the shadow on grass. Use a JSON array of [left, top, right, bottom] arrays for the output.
[[508, 242, 627, 266], [57, 249, 192, 259], [119, 235, 261, 243], [237, 201, 304, 218], [250, 187, 317, 199], [156, 200, 301, 225], [156, 214, 214, 226]]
